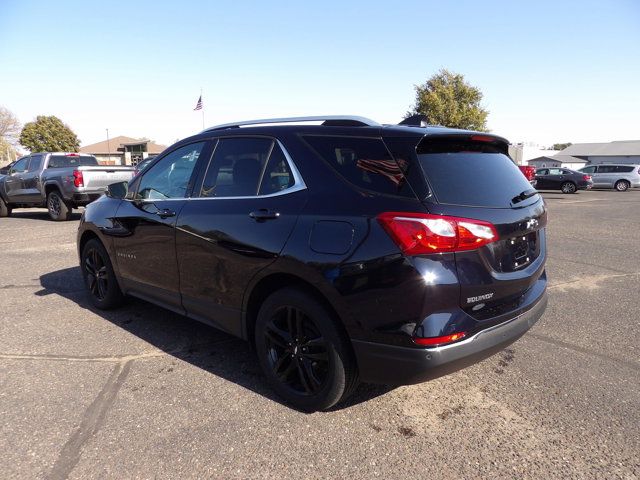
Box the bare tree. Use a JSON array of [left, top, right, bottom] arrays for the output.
[[0, 106, 22, 145]]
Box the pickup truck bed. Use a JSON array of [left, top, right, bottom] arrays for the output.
[[0, 152, 134, 221]]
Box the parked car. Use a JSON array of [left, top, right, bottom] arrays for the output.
[[77, 115, 548, 411], [0, 153, 134, 220], [577, 164, 640, 191], [535, 167, 592, 193], [518, 165, 537, 186]]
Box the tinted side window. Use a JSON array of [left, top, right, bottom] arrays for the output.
[[303, 136, 411, 197], [137, 142, 204, 199], [200, 138, 273, 197], [581, 166, 596, 174], [28, 155, 43, 172], [259, 143, 295, 195], [537, 169, 549, 175], [598, 165, 615, 173], [616, 166, 634, 173], [11, 158, 29, 172]]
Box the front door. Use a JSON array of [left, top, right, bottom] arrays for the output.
[[534, 169, 549, 189], [4, 156, 30, 202], [176, 137, 308, 336], [112, 141, 211, 310]]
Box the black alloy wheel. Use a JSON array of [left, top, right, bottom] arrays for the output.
[[47, 190, 71, 221], [0, 196, 11, 217], [81, 239, 124, 309], [255, 288, 358, 411], [264, 305, 330, 396]]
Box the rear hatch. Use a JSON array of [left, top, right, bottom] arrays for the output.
[[414, 134, 546, 318]]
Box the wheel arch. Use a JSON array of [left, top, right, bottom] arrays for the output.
[[243, 272, 350, 349], [44, 182, 62, 196]]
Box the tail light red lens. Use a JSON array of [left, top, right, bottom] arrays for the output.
[[583, 175, 592, 181], [73, 170, 84, 187], [413, 332, 467, 347], [377, 212, 498, 255]]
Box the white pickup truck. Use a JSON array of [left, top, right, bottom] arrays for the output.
[[0, 152, 134, 220]]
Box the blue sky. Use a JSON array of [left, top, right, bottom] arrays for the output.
[[1, 0, 639, 148]]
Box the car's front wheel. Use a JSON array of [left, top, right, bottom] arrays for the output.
[[0, 196, 11, 217], [255, 287, 358, 411], [81, 239, 125, 309], [561, 182, 577, 194]]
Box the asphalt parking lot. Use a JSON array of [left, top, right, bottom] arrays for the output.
[[1, 189, 639, 479]]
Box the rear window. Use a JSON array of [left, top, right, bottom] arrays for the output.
[[417, 138, 537, 208], [615, 166, 634, 173], [48, 155, 98, 168], [303, 136, 413, 197]]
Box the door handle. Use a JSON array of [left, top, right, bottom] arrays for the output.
[[249, 209, 280, 220], [156, 208, 176, 219]]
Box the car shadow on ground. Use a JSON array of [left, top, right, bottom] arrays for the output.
[[9, 210, 83, 221], [38, 266, 395, 412]]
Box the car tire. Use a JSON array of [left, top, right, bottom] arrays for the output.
[[560, 182, 577, 194], [81, 238, 125, 309], [255, 287, 359, 412], [0, 197, 11, 217], [615, 180, 630, 192], [47, 190, 72, 221]]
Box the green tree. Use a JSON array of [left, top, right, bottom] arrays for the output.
[[407, 69, 489, 131], [552, 142, 572, 151], [19, 115, 80, 153]]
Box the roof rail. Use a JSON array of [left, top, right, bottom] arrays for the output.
[[202, 115, 380, 132]]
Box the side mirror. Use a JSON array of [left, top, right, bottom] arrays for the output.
[[106, 181, 128, 199]]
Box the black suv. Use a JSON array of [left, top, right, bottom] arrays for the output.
[[77, 116, 547, 411]]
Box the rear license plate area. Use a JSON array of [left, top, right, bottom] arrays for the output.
[[507, 232, 536, 270]]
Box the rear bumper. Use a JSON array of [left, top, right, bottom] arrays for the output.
[[352, 289, 547, 385], [71, 192, 103, 205]]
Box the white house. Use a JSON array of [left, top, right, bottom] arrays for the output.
[[527, 155, 587, 170], [556, 140, 640, 165]]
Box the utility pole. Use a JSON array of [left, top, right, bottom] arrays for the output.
[[106, 128, 111, 165]]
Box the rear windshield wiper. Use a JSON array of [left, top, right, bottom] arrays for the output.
[[511, 189, 538, 205]]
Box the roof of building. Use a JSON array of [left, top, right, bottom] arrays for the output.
[[80, 135, 167, 155], [527, 156, 562, 163], [559, 140, 640, 157], [527, 155, 587, 164]]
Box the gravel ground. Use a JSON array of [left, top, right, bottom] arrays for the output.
[[0, 190, 638, 479]]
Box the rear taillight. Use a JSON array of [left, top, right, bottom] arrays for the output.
[[413, 332, 467, 347], [583, 175, 591, 181], [73, 170, 84, 187], [377, 212, 498, 255]]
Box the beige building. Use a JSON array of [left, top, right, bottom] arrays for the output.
[[79, 136, 167, 165]]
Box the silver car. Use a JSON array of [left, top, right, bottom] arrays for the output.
[[578, 164, 640, 191]]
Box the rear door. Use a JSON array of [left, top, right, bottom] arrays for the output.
[[176, 136, 307, 336], [22, 154, 43, 203], [413, 135, 546, 314], [595, 165, 616, 187]]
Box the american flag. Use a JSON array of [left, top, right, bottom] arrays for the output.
[[193, 95, 203, 111]]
